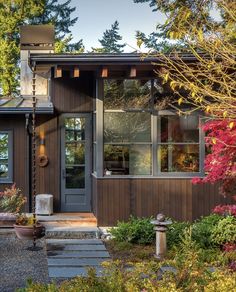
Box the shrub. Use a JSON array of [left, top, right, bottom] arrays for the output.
[[211, 216, 236, 245], [109, 216, 155, 245], [166, 221, 191, 248], [213, 205, 236, 217], [192, 214, 222, 248], [0, 184, 26, 214]]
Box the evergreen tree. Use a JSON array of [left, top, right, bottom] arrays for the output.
[[0, 0, 44, 96], [93, 21, 125, 53], [134, 0, 214, 51], [0, 0, 81, 96]]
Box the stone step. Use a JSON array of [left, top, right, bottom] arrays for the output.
[[47, 244, 106, 251], [44, 227, 100, 239], [47, 250, 110, 258], [48, 266, 103, 278], [45, 238, 110, 279], [46, 239, 102, 245], [47, 257, 109, 267], [38, 213, 97, 227]]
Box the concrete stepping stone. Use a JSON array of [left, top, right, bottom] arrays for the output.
[[48, 267, 103, 278], [47, 250, 110, 258], [46, 238, 110, 279]]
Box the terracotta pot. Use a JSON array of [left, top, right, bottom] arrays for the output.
[[13, 224, 45, 240]]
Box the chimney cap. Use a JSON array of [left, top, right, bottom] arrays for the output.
[[20, 25, 55, 50]]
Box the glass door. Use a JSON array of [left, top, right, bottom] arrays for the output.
[[61, 114, 91, 212]]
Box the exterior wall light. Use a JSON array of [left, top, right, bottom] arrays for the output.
[[40, 137, 45, 146]]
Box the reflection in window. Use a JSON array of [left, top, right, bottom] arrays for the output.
[[66, 166, 85, 189], [161, 116, 199, 143], [64, 118, 85, 188], [104, 112, 151, 143], [0, 133, 9, 179], [104, 79, 152, 109], [65, 118, 85, 141], [104, 145, 151, 175], [159, 116, 200, 173], [160, 145, 199, 172], [101, 79, 203, 176]]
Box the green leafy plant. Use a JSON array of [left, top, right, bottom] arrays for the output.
[[0, 184, 26, 214], [192, 214, 222, 248], [211, 216, 236, 246], [110, 216, 155, 244], [167, 220, 191, 248]]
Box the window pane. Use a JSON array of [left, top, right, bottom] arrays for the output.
[[104, 79, 152, 110], [161, 116, 199, 143], [0, 133, 9, 178], [0, 164, 8, 178], [104, 145, 152, 175], [104, 112, 151, 143], [130, 145, 152, 175], [66, 166, 85, 188], [65, 118, 85, 141], [65, 143, 85, 165], [160, 144, 199, 172], [104, 145, 129, 175]]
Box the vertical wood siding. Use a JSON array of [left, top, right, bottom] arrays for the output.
[[36, 115, 60, 211], [0, 116, 28, 210], [92, 177, 234, 226], [51, 71, 94, 113]]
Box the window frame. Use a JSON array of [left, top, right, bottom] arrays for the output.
[[0, 130, 13, 183], [93, 78, 205, 178]]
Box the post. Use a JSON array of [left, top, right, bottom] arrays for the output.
[[151, 213, 172, 259]]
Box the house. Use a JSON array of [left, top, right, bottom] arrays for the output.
[[0, 25, 231, 226]]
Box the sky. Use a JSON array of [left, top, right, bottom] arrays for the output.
[[61, 0, 165, 52]]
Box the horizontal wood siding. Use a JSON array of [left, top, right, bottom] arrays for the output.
[[0, 116, 28, 210], [51, 71, 94, 113], [93, 178, 233, 226], [36, 115, 60, 211]]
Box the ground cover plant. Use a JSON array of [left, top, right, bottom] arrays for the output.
[[18, 227, 236, 292], [16, 211, 236, 291]]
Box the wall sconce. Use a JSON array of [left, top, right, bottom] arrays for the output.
[[39, 137, 45, 146]]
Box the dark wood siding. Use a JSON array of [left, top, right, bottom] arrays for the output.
[[34, 71, 95, 211], [92, 177, 233, 226], [0, 116, 28, 210], [51, 71, 94, 113], [36, 115, 60, 211]]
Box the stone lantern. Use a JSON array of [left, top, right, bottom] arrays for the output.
[[151, 213, 172, 259]]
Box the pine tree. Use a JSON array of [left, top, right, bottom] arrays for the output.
[[134, 0, 213, 52], [0, 0, 81, 96], [94, 21, 125, 53], [0, 0, 44, 96]]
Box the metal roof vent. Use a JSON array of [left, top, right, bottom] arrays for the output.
[[20, 25, 55, 50]]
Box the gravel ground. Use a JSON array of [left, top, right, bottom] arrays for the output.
[[0, 233, 49, 292]]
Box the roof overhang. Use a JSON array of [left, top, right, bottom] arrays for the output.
[[0, 98, 54, 114]]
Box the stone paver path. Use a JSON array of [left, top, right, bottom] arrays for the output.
[[46, 239, 110, 279]]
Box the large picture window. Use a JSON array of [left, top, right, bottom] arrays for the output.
[[96, 79, 204, 177], [104, 79, 152, 175], [0, 131, 13, 182]]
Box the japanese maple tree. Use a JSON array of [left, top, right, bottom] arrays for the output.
[[193, 119, 236, 199]]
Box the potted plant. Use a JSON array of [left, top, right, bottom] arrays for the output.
[[0, 184, 44, 239]]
